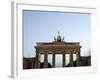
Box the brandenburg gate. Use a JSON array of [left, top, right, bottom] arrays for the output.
[[34, 32, 81, 68]]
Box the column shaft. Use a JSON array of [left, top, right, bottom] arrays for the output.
[[63, 53, 66, 67], [44, 52, 48, 68], [52, 54, 55, 68], [76, 51, 80, 66], [38, 54, 41, 68], [34, 50, 40, 68], [70, 51, 73, 67]]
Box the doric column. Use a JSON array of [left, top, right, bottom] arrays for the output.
[[38, 53, 41, 68], [52, 53, 55, 68], [62, 53, 66, 67], [34, 49, 40, 68], [76, 51, 80, 66], [44, 52, 48, 68], [69, 51, 73, 67]]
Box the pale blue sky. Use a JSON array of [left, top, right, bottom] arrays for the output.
[[23, 10, 91, 58]]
